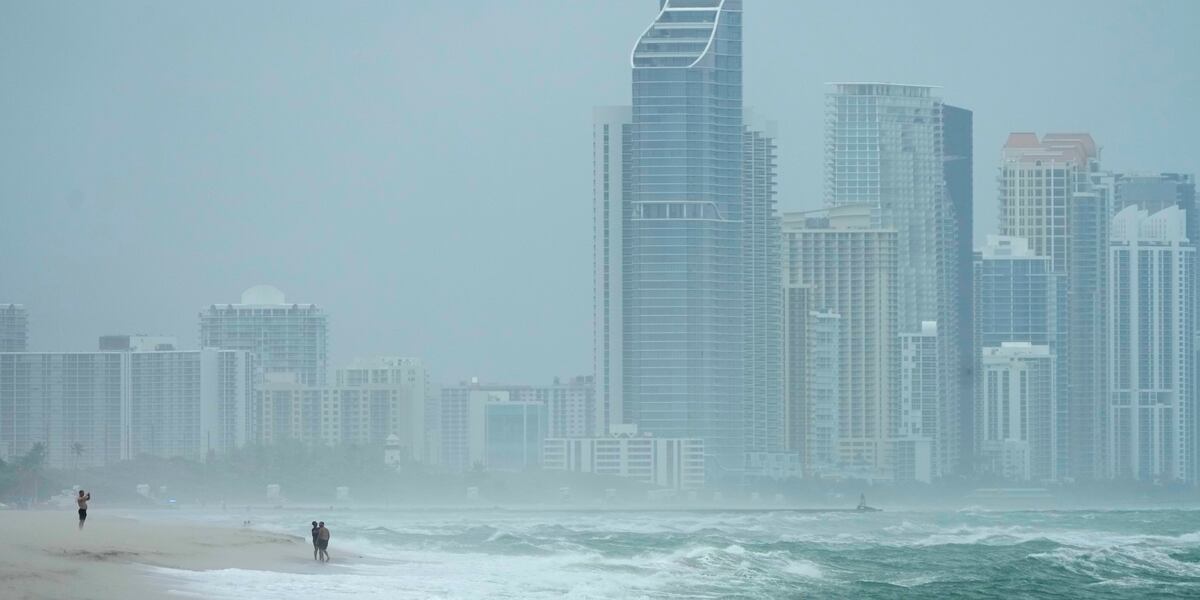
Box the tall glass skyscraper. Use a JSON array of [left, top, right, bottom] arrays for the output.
[[741, 122, 784, 467], [628, 0, 744, 473], [943, 105, 974, 468], [594, 0, 782, 476], [825, 83, 962, 477]]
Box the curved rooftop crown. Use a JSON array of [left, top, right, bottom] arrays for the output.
[[631, 0, 725, 69], [241, 284, 286, 305]]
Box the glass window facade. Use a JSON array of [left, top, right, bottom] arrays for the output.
[[624, 0, 749, 474]]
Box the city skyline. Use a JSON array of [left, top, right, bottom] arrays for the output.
[[4, 1, 1198, 384], [5, 5, 1200, 597]]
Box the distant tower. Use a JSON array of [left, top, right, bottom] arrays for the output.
[[979, 343, 1056, 481], [593, 105, 631, 439], [973, 235, 1065, 480], [199, 285, 328, 386], [1107, 206, 1194, 482], [0, 304, 28, 352], [826, 83, 962, 477], [943, 105, 974, 468], [592, 0, 785, 479], [999, 133, 1110, 481], [783, 206, 898, 479]]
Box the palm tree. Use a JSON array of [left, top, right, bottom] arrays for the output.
[[70, 442, 85, 485], [18, 443, 47, 504]]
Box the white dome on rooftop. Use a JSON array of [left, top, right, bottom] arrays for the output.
[[241, 284, 286, 305]]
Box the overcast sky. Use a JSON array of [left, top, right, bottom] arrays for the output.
[[2, 0, 1197, 384]]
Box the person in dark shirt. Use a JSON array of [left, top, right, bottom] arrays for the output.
[[310, 521, 320, 560]]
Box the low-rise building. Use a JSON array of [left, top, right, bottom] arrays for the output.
[[437, 377, 592, 471], [439, 381, 549, 471], [543, 425, 705, 489]]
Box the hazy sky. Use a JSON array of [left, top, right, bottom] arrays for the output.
[[2, 1, 1198, 384]]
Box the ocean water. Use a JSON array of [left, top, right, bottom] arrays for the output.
[[153, 508, 1200, 599]]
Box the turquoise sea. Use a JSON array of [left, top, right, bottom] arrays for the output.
[[152, 507, 1200, 599]]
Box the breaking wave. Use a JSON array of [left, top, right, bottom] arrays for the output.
[[156, 508, 1200, 599]]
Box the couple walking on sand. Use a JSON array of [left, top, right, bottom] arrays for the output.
[[310, 520, 331, 562]]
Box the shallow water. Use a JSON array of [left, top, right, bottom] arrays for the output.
[[153, 508, 1200, 599]]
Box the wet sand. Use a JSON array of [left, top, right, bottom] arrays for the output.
[[0, 510, 319, 599]]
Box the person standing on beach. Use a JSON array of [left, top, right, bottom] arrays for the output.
[[317, 521, 331, 562], [311, 521, 320, 560], [76, 490, 91, 530]]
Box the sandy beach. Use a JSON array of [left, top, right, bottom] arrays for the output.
[[0, 510, 322, 600]]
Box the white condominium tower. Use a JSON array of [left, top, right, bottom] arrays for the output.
[[825, 83, 961, 477], [979, 343, 1056, 481], [593, 105, 631, 440], [0, 348, 251, 468], [998, 132, 1110, 481], [199, 285, 328, 386], [1107, 205, 1194, 482], [783, 206, 898, 479], [999, 133, 1105, 273]]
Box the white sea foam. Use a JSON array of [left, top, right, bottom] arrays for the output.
[[148, 508, 1200, 599]]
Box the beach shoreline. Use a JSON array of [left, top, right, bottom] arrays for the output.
[[0, 510, 329, 600]]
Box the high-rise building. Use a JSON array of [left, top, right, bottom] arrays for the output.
[[1107, 205, 1194, 482], [826, 82, 961, 477], [543, 375, 596, 439], [596, 0, 782, 476], [783, 285, 840, 476], [1068, 185, 1112, 482], [999, 133, 1101, 273], [896, 322, 938, 482], [0, 348, 250, 468], [783, 206, 898, 479], [625, 0, 745, 474], [128, 349, 252, 462], [999, 132, 1110, 481], [0, 352, 124, 468], [1112, 174, 1199, 481], [338, 356, 429, 461], [593, 106, 632, 440], [1112, 173, 1196, 242], [979, 343, 1056, 481], [257, 372, 426, 461], [943, 105, 974, 467], [974, 237, 1060, 349], [742, 119, 785, 469], [0, 304, 28, 352], [973, 235, 1065, 478], [199, 285, 328, 386]]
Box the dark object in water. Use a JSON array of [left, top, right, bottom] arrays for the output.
[[857, 493, 881, 512]]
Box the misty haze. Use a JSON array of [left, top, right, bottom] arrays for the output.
[[2, 1, 1200, 598]]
